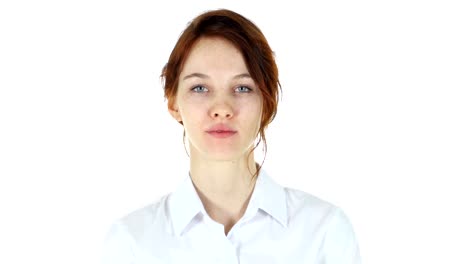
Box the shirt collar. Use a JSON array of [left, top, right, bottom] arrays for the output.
[[168, 168, 288, 236], [254, 169, 288, 228], [168, 174, 206, 236]]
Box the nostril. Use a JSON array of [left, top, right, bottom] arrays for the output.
[[212, 111, 232, 118]]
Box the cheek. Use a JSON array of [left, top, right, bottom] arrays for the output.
[[248, 97, 263, 118], [178, 100, 205, 125], [240, 98, 263, 126]]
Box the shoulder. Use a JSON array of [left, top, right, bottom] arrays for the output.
[[102, 194, 172, 263], [118, 194, 171, 237], [104, 193, 172, 245], [282, 187, 361, 262], [284, 187, 337, 218], [101, 194, 174, 264], [283, 187, 355, 233]]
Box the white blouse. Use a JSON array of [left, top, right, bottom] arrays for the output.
[[102, 169, 361, 264]]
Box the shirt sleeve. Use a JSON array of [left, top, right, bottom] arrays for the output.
[[101, 221, 135, 264], [317, 207, 362, 264]]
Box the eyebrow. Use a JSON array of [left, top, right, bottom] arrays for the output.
[[182, 72, 252, 81]]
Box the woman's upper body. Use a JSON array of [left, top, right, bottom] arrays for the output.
[[168, 34, 264, 235], [102, 168, 361, 264], [102, 8, 361, 264]]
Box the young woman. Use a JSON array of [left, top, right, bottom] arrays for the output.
[[103, 9, 361, 264]]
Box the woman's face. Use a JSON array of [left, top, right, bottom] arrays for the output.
[[169, 37, 263, 161]]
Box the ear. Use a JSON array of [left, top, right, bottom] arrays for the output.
[[168, 102, 182, 123]]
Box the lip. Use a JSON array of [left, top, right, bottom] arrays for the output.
[[206, 124, 237, 138]]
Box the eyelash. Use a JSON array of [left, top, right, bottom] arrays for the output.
[[235, 86, 252, 93], [191, 85, 208, 93], [190, 85, 253, 93]]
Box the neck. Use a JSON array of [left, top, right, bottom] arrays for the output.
[[189, 155, 258, 200], [188, 151, 259, 231]]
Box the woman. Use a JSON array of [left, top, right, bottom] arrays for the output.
[[103, 8, 361, 263]]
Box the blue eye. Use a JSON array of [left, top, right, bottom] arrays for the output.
[[191, 85, 208, 93], [235, 86, 252, 93]]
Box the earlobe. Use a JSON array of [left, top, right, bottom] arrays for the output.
[[168, 105, 182, 122]]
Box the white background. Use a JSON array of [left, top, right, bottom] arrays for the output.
[[1, 0, 467, 263]]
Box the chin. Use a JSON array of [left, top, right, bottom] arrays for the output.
[[190, 139, 254, 161], [198, 147, 250, 162], [204, 151, 242, 161]]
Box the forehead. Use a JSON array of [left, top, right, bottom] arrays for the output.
[[180, 37, 248, 74]]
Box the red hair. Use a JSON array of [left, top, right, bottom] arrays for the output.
[[160, 9, 281, 179]]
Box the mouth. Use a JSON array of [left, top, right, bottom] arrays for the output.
[[206, 130, 237, 138], [206, 123, 237, 138]]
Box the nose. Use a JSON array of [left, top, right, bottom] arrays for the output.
[[210, 100, 234, 119]]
